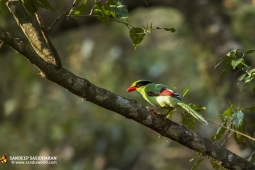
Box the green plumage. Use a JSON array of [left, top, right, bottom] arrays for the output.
[[136, 83, 178, 108], [128, 80, 208, 125]]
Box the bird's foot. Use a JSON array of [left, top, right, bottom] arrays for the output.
[[161, 108, 174, 122], [146, 106, 156, 118]]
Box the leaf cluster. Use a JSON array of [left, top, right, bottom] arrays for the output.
[[215, 49, 255, 89]]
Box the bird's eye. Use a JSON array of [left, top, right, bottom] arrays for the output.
[[136, 83, 141, 87]]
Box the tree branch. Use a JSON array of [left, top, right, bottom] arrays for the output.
[[0, 29, 254, 170], [6, 0, 62, 68]]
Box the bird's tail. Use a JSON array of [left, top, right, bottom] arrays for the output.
[[177, 101, 208, 125]]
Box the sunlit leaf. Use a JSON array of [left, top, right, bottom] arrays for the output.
[[211, 122, 227, 141], [238, 73, 246, 81], [130, 27, 145, 49], [221, 104, 234, 122], [93, 2, 109, 25], [226, 49, 239, 57], [190, 153, 201, 162], [247, 68, 255, 76], [191, 159, 204, 170], [231, 58, 244, 69], [247, 150, 255, 163], [210, 160, 220, 170], [110, 0, 128, 22], [181, 87, 190, 100], [232, 111, 244, 128], [74, 0, 87, 15]]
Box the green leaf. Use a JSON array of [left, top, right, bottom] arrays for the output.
[[181, 87, 190, 100], [242, 66, 252, 72], [247, 68, 255, 76], [21, 0, 57, 13], [182, 111, 195, 130], [189, 104, 206, 112], [244, 50, 255, 55], [244, 76, 253, 84], [244, 106, 255, 112], [226, 49, 239, 58], [191, 159, 204, 170], [93, 2, 109, 25], [166, 109, 175, 120], [220, 58, 232, 78], [0, 0, 8, 15], [231, 58, 244, 69], [238, 73, 246, 81], [110, 0, 128, 22], [214, 57, 226, 69], [233, 129, 247, 146], [247, 150, 255, 163], [232, 111, 244, 128], [21, 0, 34, 13], [156, 27, 177, 33], [130, 27, 146, 49], [164, 28, 176, 32], [233, 125, 246, 146], [189, 153, 201, 162], [221, 104, 234, 122], [150, 22, 153, 30], [36, 0, 57, 11], [74, 0, 87, 15], [211, 122, 227, 141], [210, 160, 220, 170]]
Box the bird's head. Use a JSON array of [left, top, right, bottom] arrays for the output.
[[126, 80, 153, 92]]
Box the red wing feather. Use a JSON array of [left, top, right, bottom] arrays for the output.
[[159, 88, 182, 100]]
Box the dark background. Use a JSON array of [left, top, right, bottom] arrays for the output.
[[0, 0, 255, 169]]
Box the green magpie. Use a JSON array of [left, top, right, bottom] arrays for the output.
[[126, 80, 208, 125]]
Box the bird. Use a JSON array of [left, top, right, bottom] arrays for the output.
[[126, 79, 208, 125]]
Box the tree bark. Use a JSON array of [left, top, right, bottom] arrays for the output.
[[0, 1, 254, 169]]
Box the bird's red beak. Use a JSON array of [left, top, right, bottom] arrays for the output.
[[126, 87, 136, 92]]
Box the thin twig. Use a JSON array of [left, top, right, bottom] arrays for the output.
[[0, 41, 3, 48], [221, 132, 234, 146], [89, 0, 96, 15], [68, 14, 134, 29], [207, 119, 255, 142], [221, 123, 233, 146], [46, 0, 79, 31], [31, 0, 45, 29]]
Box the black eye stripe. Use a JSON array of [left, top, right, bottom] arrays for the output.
[[135, 81, 152, 87], [136, 83, 141, 87]]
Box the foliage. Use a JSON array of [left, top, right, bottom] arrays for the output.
[[69, 0, 176, 48], [215, 49, 255, 88], [214, 48, 255, 166], [1, 0, 255, 169]]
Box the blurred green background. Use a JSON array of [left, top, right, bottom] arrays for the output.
[[1, 0, 255, 169]]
